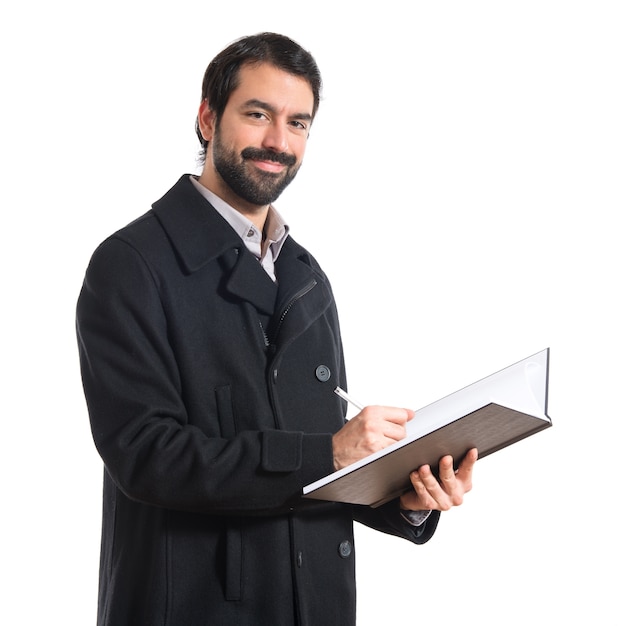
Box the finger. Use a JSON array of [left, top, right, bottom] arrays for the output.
[[415, 467, 452, 511], [363, 406, 413, 425], [417, 463, 445, 493], [456, 448, 478, 479], [381, 421, 408, 442], [409, 470, 438, 510], [383, 407, 413, 425], [437, 455, 457, 489]]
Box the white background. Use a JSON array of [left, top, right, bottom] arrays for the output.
[[2, 2, 624, 624]]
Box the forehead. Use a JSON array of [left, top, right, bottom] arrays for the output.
[[227, 62, 315, 116]]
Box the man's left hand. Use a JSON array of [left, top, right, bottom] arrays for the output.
[[399, 447, 478, 511]]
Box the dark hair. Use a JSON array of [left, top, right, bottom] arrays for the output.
[[195, 32, 322, 158]]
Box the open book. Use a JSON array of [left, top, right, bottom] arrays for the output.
[[303, 349, 551, 507]]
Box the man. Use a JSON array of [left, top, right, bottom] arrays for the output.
[[76, 32, 477, 625]]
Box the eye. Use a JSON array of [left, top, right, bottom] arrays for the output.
[[289, 120, 308, 132], [247, 111, 269, 121]]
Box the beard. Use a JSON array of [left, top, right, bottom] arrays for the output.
[[212, 127, 301, 206]]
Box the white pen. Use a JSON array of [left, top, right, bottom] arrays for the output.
[[333, 386, 365, 411]]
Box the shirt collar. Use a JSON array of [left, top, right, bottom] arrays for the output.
[[189, 175, 289, 262]]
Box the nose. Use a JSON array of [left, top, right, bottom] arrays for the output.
[[262, 122, 289, 154]]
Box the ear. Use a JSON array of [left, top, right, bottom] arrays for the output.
[[197, 100, 217, 142]]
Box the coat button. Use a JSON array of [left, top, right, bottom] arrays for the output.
[[315, 365, 331, 382], [338, 540, 352, 558]]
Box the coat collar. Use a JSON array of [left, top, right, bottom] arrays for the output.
[[152, 175, 242, 274], [150, 175, 330, 320]]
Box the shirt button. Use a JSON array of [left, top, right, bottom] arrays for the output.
[[247, 228, 255, 237], [296, 551, 303, 568], [338, 540, 352, 559], [315, 365, 331, 382]]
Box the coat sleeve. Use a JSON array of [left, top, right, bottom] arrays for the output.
[[76, 237, 336, 516], [353, 501, 440, 544]]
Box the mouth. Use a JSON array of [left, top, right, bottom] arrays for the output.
[[241, 147, 296, 174], [248, 159, 287, 174]]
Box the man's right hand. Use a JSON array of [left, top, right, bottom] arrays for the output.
[[331, 406, 414, 470]]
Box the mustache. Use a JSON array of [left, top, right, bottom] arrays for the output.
[[241, 147, 297, 167]]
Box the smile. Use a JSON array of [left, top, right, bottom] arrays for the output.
[[249, 159, 288, 174]]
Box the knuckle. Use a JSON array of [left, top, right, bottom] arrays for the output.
[[451, 493, 464, 507]]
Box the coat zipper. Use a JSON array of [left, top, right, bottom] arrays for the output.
[[258, 279, 318, 351], [266, 278, 318, 430], [272, 279, 318, 345], [259, 321, 270, 347]]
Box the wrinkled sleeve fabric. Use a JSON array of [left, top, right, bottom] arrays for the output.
[[354, 501, 440, 544]]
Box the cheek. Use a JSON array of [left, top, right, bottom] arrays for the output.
[[291, 137, 308, 161], [239, 129, 265, 148], [218, 123, 260, 153]]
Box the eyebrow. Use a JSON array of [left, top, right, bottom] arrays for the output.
[[242, 98, 313, 122]]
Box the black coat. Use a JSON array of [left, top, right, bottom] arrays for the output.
[[76, 175, 439, 625]]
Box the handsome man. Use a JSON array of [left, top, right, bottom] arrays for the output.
[[76, 33, 477, 625]]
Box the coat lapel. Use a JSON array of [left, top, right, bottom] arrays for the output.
[[225, 249, 277, 315], [152, 175, 277, 314], [151, 175, 334, 329]]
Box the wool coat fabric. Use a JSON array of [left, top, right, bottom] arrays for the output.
[[76, 175, 439, 626]]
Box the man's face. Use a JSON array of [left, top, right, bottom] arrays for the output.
[[200, 62, 314, 211]]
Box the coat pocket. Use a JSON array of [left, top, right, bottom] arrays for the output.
[[224, 522, 242, 601], [214, 384, 237, 438]]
